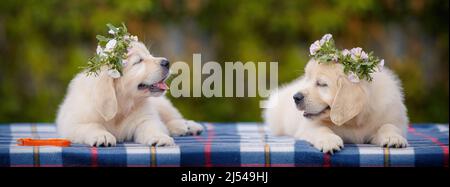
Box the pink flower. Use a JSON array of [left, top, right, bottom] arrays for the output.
[[319, 34, 332, 45], [347, 72, 360, 83], [309, 40, 321, 55], [342, 49, 350, 56], [96, 45, 107, 58], [105, 39, 117, 52], [377, 59, 384, 72], [121, 59, 128, 66], [350, 47, 363, 61], [332, 54, 339, 62], [360, 51, 368, 61]]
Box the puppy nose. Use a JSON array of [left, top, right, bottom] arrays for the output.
[[160, 59, 170, 68], [293, 92, 304, 104]]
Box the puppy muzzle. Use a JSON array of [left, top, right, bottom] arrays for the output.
[[293, 92, 305, 110]]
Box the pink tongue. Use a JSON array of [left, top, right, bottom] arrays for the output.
[[155, 82, 169, 90]]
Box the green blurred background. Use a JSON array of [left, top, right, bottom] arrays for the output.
[[0, 0, 448, 123]]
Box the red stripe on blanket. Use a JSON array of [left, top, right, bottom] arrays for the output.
[[204, 123, 214, 167], [241, 163, 295, 167], [127, 164, 180, 167], [91, 147, 98, 167], [409, 126, 448, 167], [323, 153, 331, 167]]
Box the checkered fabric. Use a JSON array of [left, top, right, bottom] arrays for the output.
[[0, 123, 448, 167]]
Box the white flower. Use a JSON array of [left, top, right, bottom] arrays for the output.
[[377, 59, 384, 72], [347, 72, 360, 83], [121, 59, 128, 66], [309, 40, 321, 55], [124, 35, 138, 42], [342, 49, 350, 56], [105, 39, 117, 52], [320, 34, 332, 45], [96, 45, 103, 55], [96, 45, 107, 58], [350, 47, 363, 61], [350, 47, 362, 54], [130, 35, 138, 42], [332, 54, 339, 62], [360, 51, 369, 61], [107, 69, 121, 78], [108, 29, 116, 35]]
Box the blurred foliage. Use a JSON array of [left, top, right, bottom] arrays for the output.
[[0, 0, 448, 123]]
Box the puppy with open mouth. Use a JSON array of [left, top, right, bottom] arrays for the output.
[[56, 24, 203, 147], [264, 34, 408, 154]]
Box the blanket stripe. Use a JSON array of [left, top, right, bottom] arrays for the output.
[[408, 127, 448, 167], [0, 123, 448, 167]]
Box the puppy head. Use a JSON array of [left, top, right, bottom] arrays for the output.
[[118, 41, 170, 98], [293, 59, 367, 126], [93, 42, 170, 121]]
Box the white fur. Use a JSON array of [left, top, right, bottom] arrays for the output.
[[264, 59, 408, 154], [56, 42, 203, 147]]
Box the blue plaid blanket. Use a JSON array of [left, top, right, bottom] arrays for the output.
[[0, 123, 448, 167]]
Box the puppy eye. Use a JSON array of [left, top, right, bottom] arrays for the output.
[[316, 81, 327, 87], [133, 58, 143, 65]]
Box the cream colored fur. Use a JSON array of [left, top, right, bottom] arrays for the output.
[[56, 42, 203, 147], [264, 59, 408, 153]]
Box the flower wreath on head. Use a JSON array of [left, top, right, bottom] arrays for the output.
[[82, 23, 138, 78], [309, 34, 384, 83]]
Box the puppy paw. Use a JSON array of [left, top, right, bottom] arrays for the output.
[[85, 131, 117, 147], [312, 133, 344, 154], [185, 120, 204, 136], [166, 119, 204, 136], [138, 133, 175, 147], [374, 133, 408, 148]]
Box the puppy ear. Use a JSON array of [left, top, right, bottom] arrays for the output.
[[93, 72, 118, 121], [330, 76, 366, 126]]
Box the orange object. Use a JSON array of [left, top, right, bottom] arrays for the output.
[[17, 138, 71, 147]]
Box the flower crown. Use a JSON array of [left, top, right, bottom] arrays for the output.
[[309, 34, 384, 83], [83, 23, 138, 78]]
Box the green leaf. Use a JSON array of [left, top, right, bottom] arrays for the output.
[[83, 23, 133, 77], [121, 22, 127, 33], [96, 35, 108, 42], [106, 23, 117, 32]]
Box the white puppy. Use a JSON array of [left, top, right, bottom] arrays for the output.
[[56, 42, 204, 147], [264, 59, 408, 153]]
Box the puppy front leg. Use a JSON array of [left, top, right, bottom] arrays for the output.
[[371, 123, 408, 148], [165, 120, 204, 136], [134, 118, 175, 146], [154, 98, 204, 136], [295, 126, 344, 154], [62, 123, 116, 147]]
